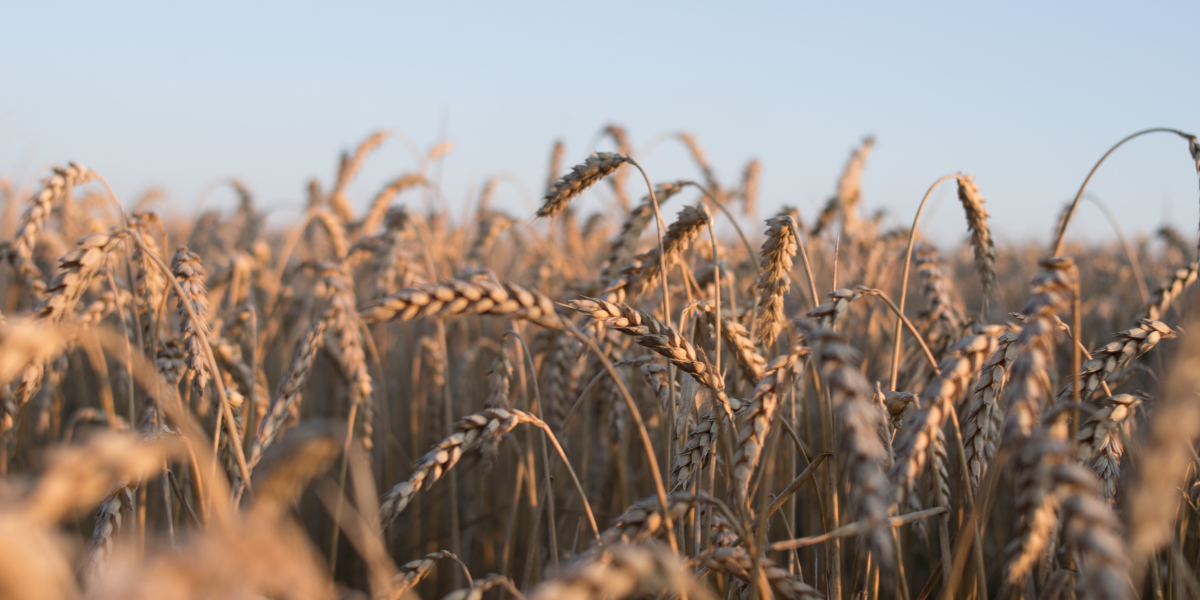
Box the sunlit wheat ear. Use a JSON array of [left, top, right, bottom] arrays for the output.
[[361, 278, 564, 329], [626, 205, 709, 297], [480, 345, 514, 469], [956, 174, 996, 294], [1000, 257, 1077, 447], [913, 245, 965, 359], [1056, 319, 1172, 403], [536, 152, 629, 219], [753, 216, 797, 348], [809, 327, 894, 575], [600, 182, 685, 282], [739, 159, 760, 217], [705, 549, 823, 600], [7, 163, 95, 299], [528, 542, 706, 600], [380, 408, 535, 522], [248, 317, 326, 468], [171, 247, 213, 394], [961, 328, 1019, 492], [730, 341, 809, 501], [1137, 262, 1199, 321], [1077, 393, 1142, 503], [890, 326, 1000, 505]]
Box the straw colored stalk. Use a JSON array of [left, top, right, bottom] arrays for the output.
[[361, 278, 565, 330], [1055, 319, 1172, 403], [890, 326, 1000, 505], [955, 174, 996, 293], [753, 215, 797, 348], [536, 152, 629, 219]]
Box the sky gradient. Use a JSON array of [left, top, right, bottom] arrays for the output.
[[2, 1, 1197, 246]]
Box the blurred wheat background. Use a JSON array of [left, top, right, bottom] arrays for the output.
[[3, 3, 1200, 600]]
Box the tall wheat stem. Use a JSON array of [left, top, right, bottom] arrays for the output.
[[890, 174, 959, 391]]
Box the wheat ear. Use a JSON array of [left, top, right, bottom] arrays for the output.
[[536, 152, 629, 218]]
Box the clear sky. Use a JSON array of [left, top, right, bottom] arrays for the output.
[[2, 1, 1197, 247]]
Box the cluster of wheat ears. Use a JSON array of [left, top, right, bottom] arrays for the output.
[[0, 125, 1198, 600]]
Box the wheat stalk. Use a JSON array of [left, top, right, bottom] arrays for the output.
[[624, 205, 709, 297]]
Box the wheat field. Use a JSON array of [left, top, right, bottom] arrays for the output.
[[0, 126, 1198, 600]]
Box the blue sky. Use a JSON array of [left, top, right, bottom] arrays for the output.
[[2, 1, 1197, 246]]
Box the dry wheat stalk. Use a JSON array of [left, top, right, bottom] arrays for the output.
[[1056, 319, 1172, 403], [625, 205, 709, 297], [380, 408, 534, 522], [956, 174, 996, 294], [810, 328, 894, 573], [890, 326, 1000, 504], [1077, 393, 1142, 503], [753, 216, 797, 348], [6, 163, 95, 298], [960, 329, 1019, 492], [537, 152, 629, 219], [1137, 262, 1199, 321], [1001, 257, 1078, 446], [171, 247, 213, 393], [362, 278, 564, 330]]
